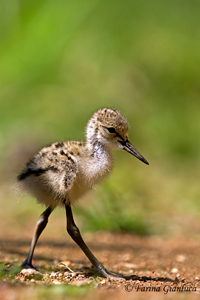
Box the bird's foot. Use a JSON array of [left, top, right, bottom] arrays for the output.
[[96, 267, 176, 282], [96, 267, 175, 283], [102, 269, 140, 280], [21, 258, 37, 270], [93, 266, 140, 280]]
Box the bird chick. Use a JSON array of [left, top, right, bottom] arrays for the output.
[[18, 108, 149, 279]]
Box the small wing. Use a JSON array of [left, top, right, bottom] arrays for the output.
[[18, 142, 78, 205]]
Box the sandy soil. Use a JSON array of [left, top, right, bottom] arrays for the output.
[[0, 231, 200, 299]]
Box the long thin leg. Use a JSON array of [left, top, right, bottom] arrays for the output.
[[65, 202, 138, 279], [21, 205, 54, 269]]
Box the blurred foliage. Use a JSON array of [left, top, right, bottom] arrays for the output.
[[0, 0, 200, 235], [0, 262, 21, 280], [37, 284, 91, 299], [76, 183, 150, 235]]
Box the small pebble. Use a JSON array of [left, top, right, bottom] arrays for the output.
[[123, 263, 138, 269], [122, 254, 131, 261], [176, 255, 186, 262], [171, 268, 178, 273], [100, 279, 106, 284], [20, 269, 39, 276], [52, 280, 61, 285], [50, 272, 58, 278]]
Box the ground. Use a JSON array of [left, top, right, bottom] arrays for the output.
[[0, 230, 200, 300]]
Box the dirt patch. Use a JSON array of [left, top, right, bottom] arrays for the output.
[[0, 232, 200, 299]]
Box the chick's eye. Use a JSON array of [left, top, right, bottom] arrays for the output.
[[107, 127, 116, 133]]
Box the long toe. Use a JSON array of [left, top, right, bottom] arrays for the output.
[[105, 270, 139, 280], [100, 270, 175, 282], [94, 267, 140, 280]]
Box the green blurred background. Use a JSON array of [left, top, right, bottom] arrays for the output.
[[0, 0, 200, 238]]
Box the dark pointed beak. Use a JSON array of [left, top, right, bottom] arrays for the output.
[[120, 140, 149, 165]]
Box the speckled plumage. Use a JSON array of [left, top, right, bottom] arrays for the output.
[[18, 108, 148, 208]]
